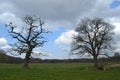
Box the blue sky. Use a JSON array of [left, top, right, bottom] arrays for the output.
[[0, 23, 9, 38], [110, 0, 120, 8], [0, 0, 120, 59]]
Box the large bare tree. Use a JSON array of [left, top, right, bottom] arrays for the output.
[[6, 16, 49, 68], [71, 18, 115, 69]]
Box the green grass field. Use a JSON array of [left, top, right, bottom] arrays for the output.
[[0, 63, 120, 80]]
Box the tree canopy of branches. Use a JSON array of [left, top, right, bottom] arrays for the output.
[[6, 16, 49, 68], [114, 52, 120, 58], [71, 18, 115, 69]]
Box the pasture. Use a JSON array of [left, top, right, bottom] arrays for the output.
[[0, 63, 119, 80]]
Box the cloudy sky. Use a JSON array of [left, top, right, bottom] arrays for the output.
[[0, 0, 120, 59]]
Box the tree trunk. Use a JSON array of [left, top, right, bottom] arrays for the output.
[[23, 51, 31, 68], [93, 55, 99, 69]]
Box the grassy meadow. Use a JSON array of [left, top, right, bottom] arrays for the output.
[[0, 63, 120, 80]]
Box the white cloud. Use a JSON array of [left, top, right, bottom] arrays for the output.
[[108, 18, 120, 34], [0, 12, 16, 23], [55, 30, 78, 45], [0, 12, 26, 33], [54, 30, 78, 55], [113, 22, 120, 34], [0, 12, 23, 25], [0, 38, 7, 46], [0, 38, 11, 49], [0, 1, 15, 13]]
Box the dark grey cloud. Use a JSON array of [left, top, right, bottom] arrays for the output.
[[10, 0, 96, 21], [0, 0, 120, 28]]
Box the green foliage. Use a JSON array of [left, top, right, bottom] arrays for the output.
[[0, 63, 119, 80]]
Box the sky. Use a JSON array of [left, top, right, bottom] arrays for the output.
[[0, 0, 120, 59]]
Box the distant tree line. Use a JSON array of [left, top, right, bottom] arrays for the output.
[[0, 50, 23, 63], [0, 49, 120, 64]]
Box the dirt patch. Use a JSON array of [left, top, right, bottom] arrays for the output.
[[102, 64, 120, 71]]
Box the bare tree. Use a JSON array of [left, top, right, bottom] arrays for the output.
[[6, 16, 49, 68], [114, 52, 120, 58], [71, 18, 115, 69]]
